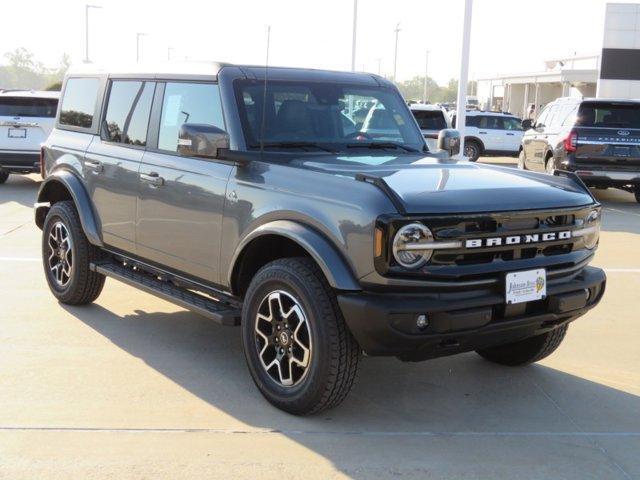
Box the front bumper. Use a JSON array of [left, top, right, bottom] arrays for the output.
[[338, 266, 606, 361]]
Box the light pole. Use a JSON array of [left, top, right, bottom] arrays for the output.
[[392, 23, 401, 83], [351, 0, 358, 71], [454, 0, 473, 159], [423, 50, 430, 103], [136, 33, 148, 63], [84, 4, 101, 63]]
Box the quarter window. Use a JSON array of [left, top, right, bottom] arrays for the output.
[[158, 82, 225, 152], [102, 81, 154, 146], [59, 77, 100, 128]]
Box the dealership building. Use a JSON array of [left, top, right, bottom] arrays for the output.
[[477, 2, 640, 119]]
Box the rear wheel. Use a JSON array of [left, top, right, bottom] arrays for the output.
[[464, 140, 481, 162], [241, 257, 360, 415], [476, 325, 568, 366], [0, 169, 9, 184], [634, 186, 640, 204], [42, 201, 105, 305]]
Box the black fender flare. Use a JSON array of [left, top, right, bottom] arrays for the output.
[[35, 169, 103, 247], [228, 220, 361, 292]]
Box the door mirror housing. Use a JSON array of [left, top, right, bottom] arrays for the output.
[[437, 128, 461, 157], [177, 124, 230, 159], [521, 119, 533, 130]]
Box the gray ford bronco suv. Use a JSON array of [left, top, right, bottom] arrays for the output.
[[36, 63, 606, 414]]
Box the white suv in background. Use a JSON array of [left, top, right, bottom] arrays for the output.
[[0, 90, 59, 184], [409, 104, 450, 151], [451, 110, 523, 161]]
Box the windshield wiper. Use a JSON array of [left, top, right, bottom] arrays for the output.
[[253, 141, 335, 153], [346, 142, 419, 153]]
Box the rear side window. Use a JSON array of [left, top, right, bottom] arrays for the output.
[[478, 116, 501, 129], [158, 82, 224, 152], [0, 97, 58, 118], [502, 117, 522, 130], [59, 78, 100, 128], [411, 110, 447, 130], [576, 102, 640, 128], [102, 80, 155, 146]]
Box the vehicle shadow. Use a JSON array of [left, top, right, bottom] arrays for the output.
[[62, 302, 640, 476], [0, 174, 40, 208]]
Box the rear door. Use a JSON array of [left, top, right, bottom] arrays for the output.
[[476, 115, 503, 151], [572, 102, 640, 171], [0, 95, 58, 168], [84, 79, 155, 253], [531, 105, 558, 171], [136, 81, 233, 284]]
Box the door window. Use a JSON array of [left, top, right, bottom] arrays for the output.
[[535, 106, 551, 127], [501, 117, 522, 130], [478, 116, 501, 129], [158, 82, 225, 153], [102, 80, 155, 146]]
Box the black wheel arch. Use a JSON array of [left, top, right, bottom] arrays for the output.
[[465, 136, 485, 153], [229, 220, 361, 298], [35, 169, 103, 247]]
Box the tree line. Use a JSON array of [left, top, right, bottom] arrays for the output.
[[395, 76, 477, 104], [0, 48, 70, 91]]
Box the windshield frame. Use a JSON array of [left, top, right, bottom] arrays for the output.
[[232, 78, 426, 154]]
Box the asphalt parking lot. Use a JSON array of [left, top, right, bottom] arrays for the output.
[[1, 160, 639, 480]]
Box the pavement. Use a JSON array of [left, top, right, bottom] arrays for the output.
[[1, 161, 639, 480]]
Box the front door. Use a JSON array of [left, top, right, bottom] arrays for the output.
[[84, 79, 155, 253], [477, 115, 503, 151], [136, 81, 232, 285]]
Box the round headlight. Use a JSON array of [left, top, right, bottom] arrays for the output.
[[392, 223, 434, 269]]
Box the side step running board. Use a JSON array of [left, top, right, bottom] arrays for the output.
[[90, 261, 241, 326]]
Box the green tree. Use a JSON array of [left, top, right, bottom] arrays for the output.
[[0, 48, 70, 90]]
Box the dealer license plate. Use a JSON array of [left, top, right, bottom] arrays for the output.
[[505, 269, 546, 305], [8, 128, 27, 138]]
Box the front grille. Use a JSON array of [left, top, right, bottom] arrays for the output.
[[378, 206, 597, 288]]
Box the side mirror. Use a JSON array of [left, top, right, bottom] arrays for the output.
[[521, 119, 533, 130], [178, 123, 230, 159], [437, 128, 461, 157]]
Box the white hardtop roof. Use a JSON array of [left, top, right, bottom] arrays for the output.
[[462, 110, 517, 117], [0, 90, 60, 98]]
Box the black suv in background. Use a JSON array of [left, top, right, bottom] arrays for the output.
[[520, 97, 640, 202]]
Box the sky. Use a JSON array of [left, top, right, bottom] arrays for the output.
[[0, 0, 633, 85]]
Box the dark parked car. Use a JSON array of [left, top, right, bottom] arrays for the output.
[[35, 63, 605, 414], [520, 97, 640, 202]]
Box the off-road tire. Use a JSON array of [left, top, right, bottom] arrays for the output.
[[0, 169, 9, 184], [517, 149, 527, 170], [42, 201, 105, 305], [545, 155, 556, 174], [464, 140, 481, 162], [241, 257, 360, 415], [476, 325, 568, 366]]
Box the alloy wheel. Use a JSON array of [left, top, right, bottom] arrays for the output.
[[254, 290, 312, 387], [47, 221, 73, 287]]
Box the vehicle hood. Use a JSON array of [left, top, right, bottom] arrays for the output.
[[294, 154, 595, 214]]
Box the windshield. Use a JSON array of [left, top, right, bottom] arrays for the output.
[[411, 109, 447, 130], [576, 102, 640, 128], [0, 97, 58, 118], [234, 80, 425, 153]]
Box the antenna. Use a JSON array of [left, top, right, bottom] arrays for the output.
[[259, 26, 271, 155]]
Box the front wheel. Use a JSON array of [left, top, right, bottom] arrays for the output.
[[0, 169, 9, 184], [634, 186, 640, 204], [545, 156, 556, 174], [42, 201, 105, 305], [476, 325, 568, 366], [241, 257, 360, 415]]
